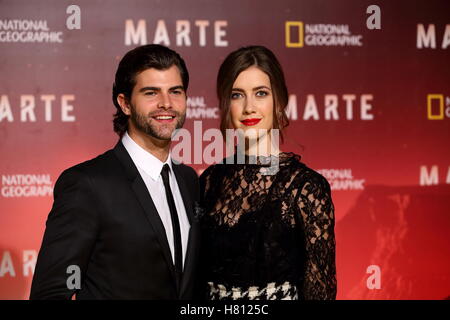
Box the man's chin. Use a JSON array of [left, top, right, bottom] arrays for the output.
[[145, 129, 176, 141], [139, 118, 185, 141]]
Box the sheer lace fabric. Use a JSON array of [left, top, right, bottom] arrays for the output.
[[199, 152, 337, 300]]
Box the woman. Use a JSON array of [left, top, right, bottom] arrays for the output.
[[199, 46, 336, 300]]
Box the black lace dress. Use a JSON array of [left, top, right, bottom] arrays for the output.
[[198, 152, 336, 300]]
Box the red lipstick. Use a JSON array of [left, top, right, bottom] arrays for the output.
[[240, 118, 261, 126]]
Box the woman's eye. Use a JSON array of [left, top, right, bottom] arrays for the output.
[[231, 92, 242, 99], [256, 90, 268, 97]]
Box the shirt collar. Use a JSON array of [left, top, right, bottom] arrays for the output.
[[121, 131, 173, 181]]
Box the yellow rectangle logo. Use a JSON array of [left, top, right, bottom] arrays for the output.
[[286, 21, 304, 48], [427, 94, 444, 120]]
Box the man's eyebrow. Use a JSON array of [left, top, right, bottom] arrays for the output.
[[138, 86, 185, 93], [139, 86, 160, 92], [169, 85, 185, 91]]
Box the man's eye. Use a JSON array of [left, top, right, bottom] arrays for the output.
[[171, 90, 183, 95], [231, 92, 243, 99], [145, 91, 156, 96]]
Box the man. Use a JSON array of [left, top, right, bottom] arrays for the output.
[[30, 44, 200, 299]]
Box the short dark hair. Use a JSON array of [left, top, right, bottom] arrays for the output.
[[112, 44, 189, 137], [216, 45, 289, 142]]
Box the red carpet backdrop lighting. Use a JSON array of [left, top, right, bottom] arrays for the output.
[[0, 0, 449, 300]]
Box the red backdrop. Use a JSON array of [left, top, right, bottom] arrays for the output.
[[1, 0, 449, 299]]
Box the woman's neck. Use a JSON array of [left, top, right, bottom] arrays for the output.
[[243, 129, 280, 157]]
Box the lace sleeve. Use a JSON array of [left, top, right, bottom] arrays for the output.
[[297, 173, 337, 300]]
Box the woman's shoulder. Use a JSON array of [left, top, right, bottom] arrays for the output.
[[281, 152, 331, 193], [199, 163, 224, 189], [199, 163, 216, 181]]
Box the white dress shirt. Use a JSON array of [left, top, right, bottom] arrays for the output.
[[121, 132, 190, 269]]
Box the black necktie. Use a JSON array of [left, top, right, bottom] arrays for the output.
[[161, 164, 183, 285]]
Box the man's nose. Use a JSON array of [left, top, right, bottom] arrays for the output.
[[158, 92, 172, 108]]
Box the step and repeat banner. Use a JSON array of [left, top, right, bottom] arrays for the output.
[[1, 0, 449, 300]]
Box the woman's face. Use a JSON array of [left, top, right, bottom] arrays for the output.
[[229, 66, 274, 133]]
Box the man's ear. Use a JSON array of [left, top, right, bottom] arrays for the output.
[[117, 94, 131, 116]]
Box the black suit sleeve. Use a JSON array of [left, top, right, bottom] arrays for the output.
[[30, 167, 99, 300]]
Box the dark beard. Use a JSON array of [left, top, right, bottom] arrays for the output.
[[129, 105, 186, 141]]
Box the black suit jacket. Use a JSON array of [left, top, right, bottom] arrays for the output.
[[30, 141, 201, 299]]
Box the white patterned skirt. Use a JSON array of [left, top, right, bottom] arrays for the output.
[[207, 281, 298, 300]]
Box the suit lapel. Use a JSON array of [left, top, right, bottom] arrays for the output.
[[113, 142, 176, 285], [130, 177, 175, 274]]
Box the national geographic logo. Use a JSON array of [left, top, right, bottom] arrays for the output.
[[0, 19, 63, 43], [427, 94, 450, 120], [285, 21, 304, 48], [317, 169, 365, 191], [285, 21, 363, 48], [0, 6, 81, 43], [186, 96, 219, 119], [1, 174, 53, 198]]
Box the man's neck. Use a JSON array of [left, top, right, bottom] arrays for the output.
[[127, 129, 170, 163]]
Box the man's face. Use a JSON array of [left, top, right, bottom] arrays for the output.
[[120, 65, 187, 141]]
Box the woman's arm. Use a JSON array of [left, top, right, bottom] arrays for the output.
[[297, 173, 337, 300]]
